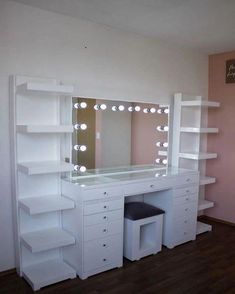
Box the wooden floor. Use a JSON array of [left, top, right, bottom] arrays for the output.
[[1, 218, 234, 294]]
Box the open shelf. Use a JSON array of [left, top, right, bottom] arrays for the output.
[[196, 221, 212, 235], [181, 100, 220, 107], [18, 195, 74, 215], [198, 200, 214, 211], [179, 152, 217, 160], [22, 259, 76, 291], [200, 176, 216, 185], [17, 82, 74, 95], [20, 227, 75, 253], [16, 125, 74, 133], [17, 160, 74, 175], [180, 127, 218, 133]]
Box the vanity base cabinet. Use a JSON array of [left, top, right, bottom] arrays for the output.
[[61, 181, 124, 279]]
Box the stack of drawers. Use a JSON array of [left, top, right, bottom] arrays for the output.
[[81, 187, 124, 278], [172, 184, 198, 246]]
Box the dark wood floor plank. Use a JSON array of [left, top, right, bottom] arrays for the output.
[[0, 218, 234, 294]]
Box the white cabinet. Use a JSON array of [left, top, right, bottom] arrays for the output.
[[10, 75, 76, 291], [171, 93, 220, 234]]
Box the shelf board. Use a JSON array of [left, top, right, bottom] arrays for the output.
[[181, 100, 220, 107], [196, 221, 212, 235], [198, 200, 214, 211], [179, 152, 217, 160], [22, 259, 76, 291], [16, 125, 74, 133], [18, 195, 74, 215], [200, 176, 216, 185], [17, 82, 74, 95], [21, 227, 75, 253], [180, 127, 218, 133], [17, 160, 74, 175]]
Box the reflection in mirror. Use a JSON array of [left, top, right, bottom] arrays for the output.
[[72, 98, 169, 172]]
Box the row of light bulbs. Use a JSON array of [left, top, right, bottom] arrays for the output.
[[74, 102, 169, 114]]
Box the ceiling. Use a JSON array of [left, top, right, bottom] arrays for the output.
[[12, 0, 235, 54]]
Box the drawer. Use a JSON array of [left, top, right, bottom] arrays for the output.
[[173, 193, 198, 206], [124, 179, 169, 196], [83, 187, 123, 201], [175, 174, 199, 187], [173, 202, 198, 219], [174, 185, 199, 198], [173, 221, 196, 246], [84, 220, 123, 241], [84, 209, 123, 226], [84, 198, 123, 215], [84, 235, 122, 272]]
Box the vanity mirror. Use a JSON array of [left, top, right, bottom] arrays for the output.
[[72, 97, 169, 173]]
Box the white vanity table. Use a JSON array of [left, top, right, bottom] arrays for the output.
[[61, 165, 199, 280]]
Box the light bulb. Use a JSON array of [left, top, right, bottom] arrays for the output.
[[118, 105, 125, 111], [128, 106, 134, 112], [157, 108, 169, 114], [155, 158, 167, 165], [74, 102, 87, 109], [112, 106, 118, 111], [134, 106, 141, 112], [100, 104, 107, 110], [150, 107, 156, 113], [143, 108, 149, 113], [74, 145, 87, 151], [155, 173, 160, 177], [74, 123, 87, 130], [94, 104, 107, 111], [156, 142, 168, 148], [156, 126, 169, 132], [74, 165, 86, 172]]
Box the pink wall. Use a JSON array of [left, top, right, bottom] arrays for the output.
[[206, 51, 235, 224]]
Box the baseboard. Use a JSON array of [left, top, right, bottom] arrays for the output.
[[200, 215, 235, 227], [0, 268, 16, 277]]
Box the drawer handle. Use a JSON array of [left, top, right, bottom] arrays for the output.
[[103, 216, 107, 219], [186, 197, 189, 201], [184, 220, 188, 224], [185, 208, 188, 211], [104, 205, 107, 209], [103, 229, 107, 233], [103, 191, 108, 195], [103, 244, 107, 247], [184, 232, 187, 235], [186, 178, 190, 182], [150, 184, 154, 188], [186, 190, 190, 193], [103, 258, 106, 262]]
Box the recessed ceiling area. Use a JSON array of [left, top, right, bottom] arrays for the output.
[[11, 0, 235, 54]]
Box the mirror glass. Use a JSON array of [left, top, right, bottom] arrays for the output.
[[72, 97, 169, 172]]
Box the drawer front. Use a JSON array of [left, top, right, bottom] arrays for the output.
[[84, 235, 122, 272], [175, 174, 199, 187], [84, 220, 123, 241], [124, 179, 169, 196], [84, 209, 123, 226], [174, 185, 199, 198], [84, 198, 123, 215], [173, 202, 198, 219], [173, 193, 198, 206], [83, 187, 123, 201], [173, 220, 196, 245]]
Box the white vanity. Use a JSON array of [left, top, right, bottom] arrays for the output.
[[61, 166, 199, 279]]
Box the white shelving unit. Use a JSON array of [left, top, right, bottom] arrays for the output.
[[171, 93, 220, 235], [10, 75, 76, 291]]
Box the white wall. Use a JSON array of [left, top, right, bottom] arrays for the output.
[[0, 0, 208, 271]]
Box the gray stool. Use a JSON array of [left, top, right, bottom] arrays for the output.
[[124, 202, 165, 261]]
